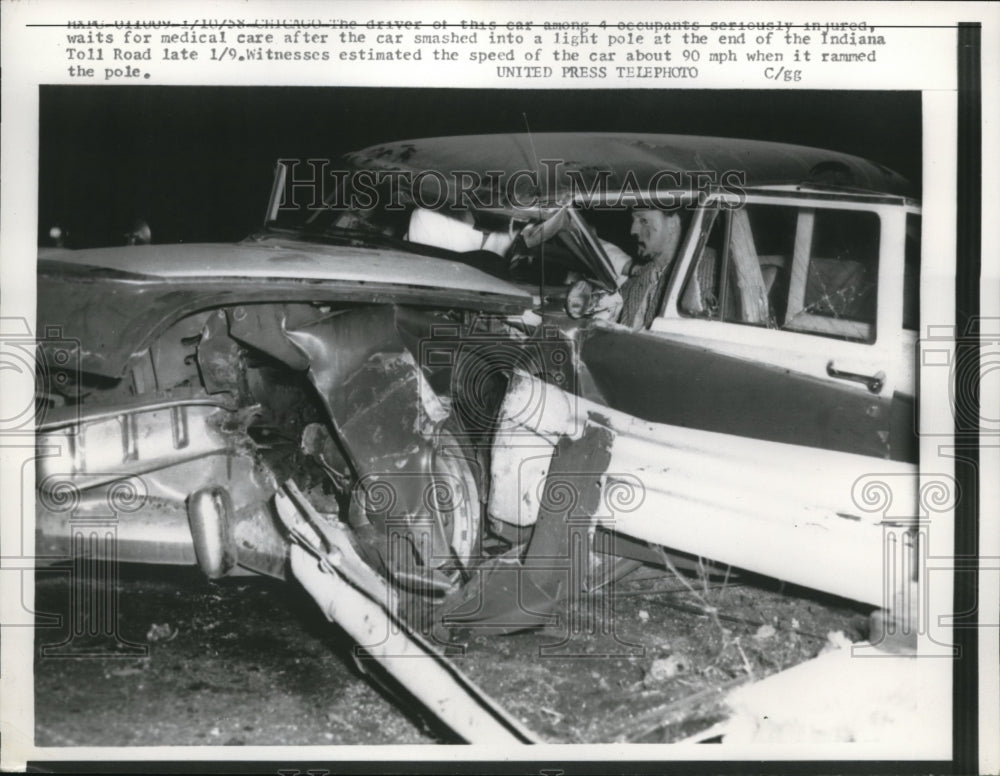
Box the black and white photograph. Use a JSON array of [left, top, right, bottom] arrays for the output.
[[1, 2, 996, 773], [30, 85, 945, 748]]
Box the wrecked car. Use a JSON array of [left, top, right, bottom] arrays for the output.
[[35, 133, 921, 742], [270, 133, 921, 627]]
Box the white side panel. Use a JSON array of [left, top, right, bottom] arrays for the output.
[[491, 372, 917, 606]]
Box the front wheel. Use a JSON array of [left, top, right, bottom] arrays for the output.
[[428, 427, 481, 570]]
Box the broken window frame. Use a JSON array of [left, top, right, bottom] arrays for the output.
[[677, 198, 883, 344]]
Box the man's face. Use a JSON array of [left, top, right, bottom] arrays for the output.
[[630, 209, 681, 263]]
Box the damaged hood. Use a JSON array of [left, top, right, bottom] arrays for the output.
[[40, 240, 532, 300], [38, 240, 532, 379]]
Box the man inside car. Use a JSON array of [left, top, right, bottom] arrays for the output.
[[619, 207, 685, 328]]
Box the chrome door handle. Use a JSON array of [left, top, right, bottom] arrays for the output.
[[826, 361, 885, 394]]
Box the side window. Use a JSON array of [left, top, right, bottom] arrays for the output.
[[680, 203, 880, 343]]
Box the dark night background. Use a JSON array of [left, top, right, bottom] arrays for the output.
[[38, 86, 921, 248]]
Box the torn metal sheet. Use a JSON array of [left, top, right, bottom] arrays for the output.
[[37, 246, 530, 379], [286, 308, 471, 581]]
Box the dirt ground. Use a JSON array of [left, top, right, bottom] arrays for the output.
[[33, 560, 871, 746]]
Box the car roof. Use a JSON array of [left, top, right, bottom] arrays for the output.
[[346, 133, 915, 207]]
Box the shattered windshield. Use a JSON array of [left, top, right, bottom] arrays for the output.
[[261, 159, 629, 291], [264, 161, 416, 245]]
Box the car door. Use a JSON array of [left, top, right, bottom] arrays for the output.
[[575, 192, 918, 462]]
